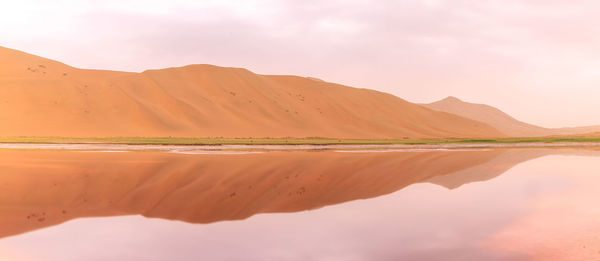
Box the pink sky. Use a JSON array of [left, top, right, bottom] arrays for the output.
[[1, 0, 599, 128]]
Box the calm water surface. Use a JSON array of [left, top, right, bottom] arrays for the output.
[[0, 148, 599, 260]]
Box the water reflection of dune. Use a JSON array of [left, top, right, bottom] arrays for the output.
[[0, 149, 592, 239]]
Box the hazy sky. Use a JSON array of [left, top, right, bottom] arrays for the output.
[[1, 0, 599, 128]]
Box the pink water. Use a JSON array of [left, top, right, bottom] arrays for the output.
[[1, 149, 599, 260]]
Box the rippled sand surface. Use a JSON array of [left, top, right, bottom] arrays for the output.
[[0, 147, 599, 260]]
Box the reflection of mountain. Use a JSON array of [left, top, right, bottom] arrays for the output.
[[428, 149, 600, 190], [0, 149, 595, 239], [426, 149, 549, 189]]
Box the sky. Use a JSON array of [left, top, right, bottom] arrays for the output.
[[1, 0, 599, 128]]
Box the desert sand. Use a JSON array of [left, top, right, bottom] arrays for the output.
[[0, 46, 503, 139], [3, 148, 596, 239], [424, 96, 600, 137]]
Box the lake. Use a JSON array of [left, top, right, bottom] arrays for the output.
[[0, 147, 599, 260]]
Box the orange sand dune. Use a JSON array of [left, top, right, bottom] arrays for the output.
[[424, 96, 600, 137], [0, 46, 502, 139], [0, 148, 578, 239]]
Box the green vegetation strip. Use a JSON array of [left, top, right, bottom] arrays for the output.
[[0, 137, 599, 145]]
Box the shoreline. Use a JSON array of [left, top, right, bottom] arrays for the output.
[[1, 137, 600, 146], [1, 141, 600, 153]]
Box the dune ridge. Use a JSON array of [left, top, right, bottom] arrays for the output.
[[0, 46, 503, 139], [424, 96, 600, 137]]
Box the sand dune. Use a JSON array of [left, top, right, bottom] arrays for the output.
[[553, 127, 600, 136], [1, 148, 588, 239], [424, 96, 600, 137], [0, 46, 503, 139]]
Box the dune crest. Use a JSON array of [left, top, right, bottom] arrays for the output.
[[424, 96, 600, 137], [0, 46, 503, 139]]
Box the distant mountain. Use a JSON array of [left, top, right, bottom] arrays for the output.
[[423, 96, 600, 137], [0, 46, 503, 139]]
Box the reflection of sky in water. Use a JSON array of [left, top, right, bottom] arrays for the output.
[[1, 154, 599, 260]]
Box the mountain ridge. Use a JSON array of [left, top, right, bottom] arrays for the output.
[[0, 46, 503, 139], [424, 96, 600, 137]]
